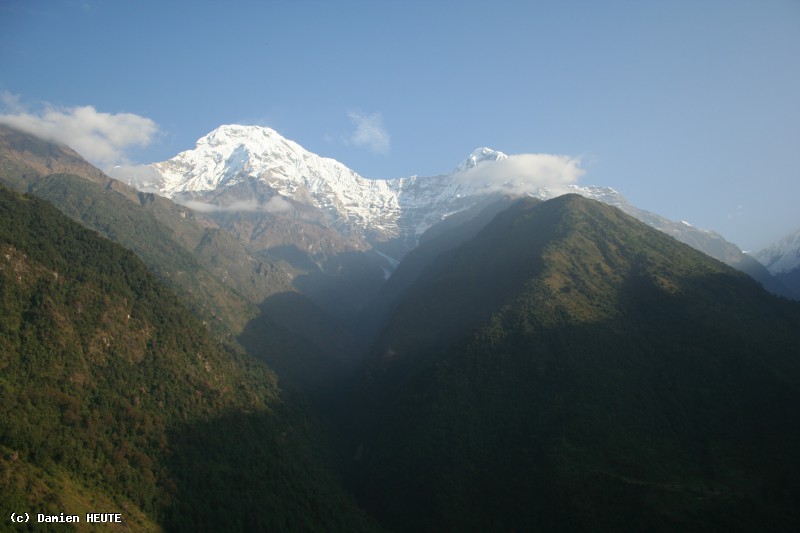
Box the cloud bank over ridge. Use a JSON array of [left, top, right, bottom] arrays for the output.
[[455, 153, 585, 196], [0, 92, 159, 167]]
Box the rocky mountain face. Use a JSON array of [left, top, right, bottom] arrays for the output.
[[111, 124, 790, 299]]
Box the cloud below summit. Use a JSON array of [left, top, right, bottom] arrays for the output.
[[0, 93, 159, 167], [456, 153, 584, 196], [179, 196, 294, 214]]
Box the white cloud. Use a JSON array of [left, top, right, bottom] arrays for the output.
[[177, 196, 295, 214], [0, 92, 159, 167], [263, 196, 293, 213], [347, 111, 390, 155], [455, 153, 584, 196], [178, 200, 222, 213]]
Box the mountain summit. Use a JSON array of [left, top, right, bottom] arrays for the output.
[[455, 146, 508, 171], [155, 124, 386, 200], [755, 228, 800, 275], [112, 125, 558, 253]]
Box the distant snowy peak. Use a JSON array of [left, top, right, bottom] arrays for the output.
[[152, 124, 368, 197], [197, 124, 287, 148], [456, 147, 508, 172], [123, 124, 751, 267], [566, 185, 623, 206], [754, 228, 800, 274], [138, 128, 529, 246]]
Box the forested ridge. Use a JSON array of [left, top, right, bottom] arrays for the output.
[[347, 196, 800, 532], [0, 185, 376, 531]]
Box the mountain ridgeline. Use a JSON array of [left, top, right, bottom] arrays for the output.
[[347, 195, 800, 531], [110, 123, 796, 302], [1, 124, 799, 531]]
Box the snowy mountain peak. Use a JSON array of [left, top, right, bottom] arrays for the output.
[[198, 124, 284, 149], [149, 123, 368, 197], [754, 228, 800, 274], [116, 125, 758, 274], [456, 147, 508, 172]]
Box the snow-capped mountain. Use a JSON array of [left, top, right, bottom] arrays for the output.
[[112, 124, 774, 289], [752, 229, 800, 299], [112, 125, 556, 251], [455, 146, 508, 171], [128, 125, 402, 240], [754, 228, 800, 275]]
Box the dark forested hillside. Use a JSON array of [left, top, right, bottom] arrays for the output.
[[775, 267, 800, 300], [348, 195, 800, 532], [0, 185, 376, 531]]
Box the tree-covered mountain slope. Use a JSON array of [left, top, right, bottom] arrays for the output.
[[348, 194, 800, 532], [0, 126, 373, 399], [0, 185, 377, 531]]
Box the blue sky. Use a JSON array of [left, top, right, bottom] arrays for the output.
[[1, 0, 798, 250]]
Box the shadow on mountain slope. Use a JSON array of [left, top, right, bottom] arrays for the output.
[[161, 408, 379, 532], [279, 249, 391, 325], [238, 291, 370, 405], [346, 268, 800, 532], [339, 195, 800, 532]]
